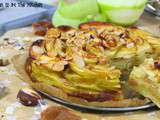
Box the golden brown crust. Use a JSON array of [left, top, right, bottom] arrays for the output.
[[57, 25, 74, 32], [79, 21, 113, 30], [30, 82, 149, 107]]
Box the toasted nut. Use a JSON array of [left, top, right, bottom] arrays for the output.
[[154, 61, 160, 69], [32, 21, 54, 36], [0, 84, 7, 98], [30, 45, 44, 59], [52, 61, 68, 72], [73, 54, 85, 68], [41, 106, 81, 120], [102, 39, 117, 48], [84, 53, 97, 59], [17, 88, 42, 106], [29, 39, 44, 59], [0, 59, 10, 66], [45, 28, 61, 39]]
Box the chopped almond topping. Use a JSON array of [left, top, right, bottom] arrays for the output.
[[52, 61, 68, 72], [126, 42, 135, 48], [84, 53, 97, 59], [102, 39, 117, 48]]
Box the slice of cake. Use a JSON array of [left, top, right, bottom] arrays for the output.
[[129, 58, 160, 107]]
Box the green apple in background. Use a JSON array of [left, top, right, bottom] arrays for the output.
[[58, 0, 99, 19], [52, 0, 107, 27], [52, 0, 148, 27], [52, 11, 87, 27], [97, 0, 148, 26], [52, 11, 107, 27], [93, 13, 107, 22]]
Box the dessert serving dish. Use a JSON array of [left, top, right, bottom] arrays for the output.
[[12, 21, 160, 111]]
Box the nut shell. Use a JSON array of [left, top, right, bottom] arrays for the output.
[[17, 88, 42, 106], [0, 59, 10, 66], [154, 61, 160, 69]]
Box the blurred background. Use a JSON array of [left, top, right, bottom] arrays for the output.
[[0, 0, 58, 35]]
